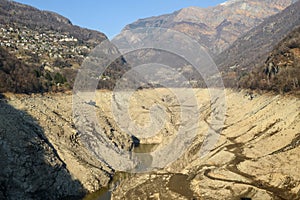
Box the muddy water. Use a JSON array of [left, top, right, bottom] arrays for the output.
[[83, 171, 132, 200], [167, 174, 194, 199], [84, 172, 196, 199], [133, 143, 159, 153], [83, 143, 157, 199], [83, 188, 111, 200], [84, 144, 192, 200]]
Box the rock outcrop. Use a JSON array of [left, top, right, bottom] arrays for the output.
[[0, 99, 84, 199]]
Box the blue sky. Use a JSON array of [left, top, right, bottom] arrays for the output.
[[14, 0, 226, 39]]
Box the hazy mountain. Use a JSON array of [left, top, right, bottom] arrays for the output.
[[123, 0, 297, 55]]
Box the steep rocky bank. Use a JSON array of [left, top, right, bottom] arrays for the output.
[[0, 98, 84, 199]]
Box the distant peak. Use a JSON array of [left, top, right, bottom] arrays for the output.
[[220, 1, 229, 6], [220, 0, 242, 6]]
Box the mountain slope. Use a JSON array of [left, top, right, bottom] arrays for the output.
[[216, 0, 300, 69], [216, 0, 300, 88], [0, 0, 126, 93], [123, 0, 296, 55], [0, 46, 43, 93], [239, 26, 300, 94]]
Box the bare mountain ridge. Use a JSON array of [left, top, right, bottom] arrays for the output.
[[124, 0, 297, 55], [0, 0, 106, 42]]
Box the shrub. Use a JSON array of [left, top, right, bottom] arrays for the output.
[[54, 72, 67, 84]]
